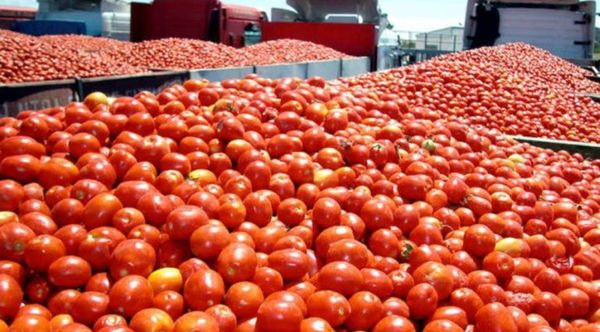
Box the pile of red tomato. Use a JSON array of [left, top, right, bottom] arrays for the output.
[[0, 31, 144, 84], [0, 31, 352, 83], [243, 39, 350, 66], [0, 57, 599, 332], [342, 43, 600, 143]]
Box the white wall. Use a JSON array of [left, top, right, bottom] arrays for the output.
[[416, 28, 463, 51]]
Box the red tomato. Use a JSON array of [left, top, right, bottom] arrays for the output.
[[165, 205, 209, 241], [47, 256, 91, 288], [0, 273, 22, 320], [344, 291, 384, 331], [406, 283, 439, 319], [0, 180, 25, 212], [205, 304, 237, 332], [463, 224, 496, 257], [38, 158, 79, 189], [372, 315, 416, 332], [70, 291, 110, 326], [0, 155, 41, 183], [47, 289, 80, 316], [224, 281, 264, 320], [268, 249, 309, 281], [475, 302, 518, 332], [8, 314, 51, 332], [316, 261, 364, 297], [0, 222, 35, 262], [558, 288, 590, 318], [109, 239, 156, 279], [312, 198, 341, 228], [215, 243, 257, 284], [173, 311, 219, 332], [306, 290, 350, 327], [256, 299, 303, 332], [23, 234, 65, 272], [108, 275, 154, 318], [413, 262, 454, 300], [183, 269, 225, 311], [129, 308, 174, 332]]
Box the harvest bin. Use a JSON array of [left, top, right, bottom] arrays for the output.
[[76, 70, 190, 98], [306, 59, 342, 81], [0, 79, 78, 117], [341, 57, 371, 77], [510, 136, 600, 160], [189, 66, 254, 81], [0, 59, 371, 115], [255, 62, 309, 79]]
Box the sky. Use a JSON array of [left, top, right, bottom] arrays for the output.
[[226, 0, 468, 32]]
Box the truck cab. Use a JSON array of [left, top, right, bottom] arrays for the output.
[[130, 0, 263, 47], [463, 0, 596, 59]]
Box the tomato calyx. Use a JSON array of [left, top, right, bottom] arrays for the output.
[[400, 242, 413, 260]]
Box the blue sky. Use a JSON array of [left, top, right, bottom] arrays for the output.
[[227, 0, 468, 32]]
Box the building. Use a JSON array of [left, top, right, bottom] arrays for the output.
[[415, 26, 464, 52]]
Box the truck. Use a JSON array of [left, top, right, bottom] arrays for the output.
[[0, 5, 36, 30], [129, 0, 386, 67], [261, 0, 388, 70], [463, 0, 596, 60], [129, 0, 264, 47]]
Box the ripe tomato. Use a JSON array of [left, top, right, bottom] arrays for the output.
[[344, 291, 384, 331], [165, 205, 209, 241], [216, 243, 257, 284], [47, 256, 91, 288], [108, 275, 154, 318], [463, 224, 496, 257], [423, 319, 463, 332], [8, 314, 51, 332], [268, 249, 309, 281], [183, 269, 224, 311], [47, 289, 80, 316], [129, 308, 174, 332], [256, 299, 303, 332], [326, 239, 370, 269], [224, 281, 264, 320], [372, 315, 416, 332], [109, 239, 156, 279], [38, 158, 79, 189], [23, 234, 66, 272], [0, 154, 41, 183], [306, 290, 350, 327], [312, 198, 341, 228], [475, 302, 518, 332], [413, 261, 454, 300], [317, 261, 364, 297], [173, 311, 219, 332], [85, 272, 111, 293], [0, 180, 25, 213], [0, 273, 22, 320], [70, 291, 110, 326], [113, 181, 158, 208], [406, 283, 439, 319], [205, 304, 237, 332], [558, 288, 589, 318]]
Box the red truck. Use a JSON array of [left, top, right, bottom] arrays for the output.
[[130, 0, 383, 67], [0, 6, 36, 31], [130, 0, 264, 47]]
